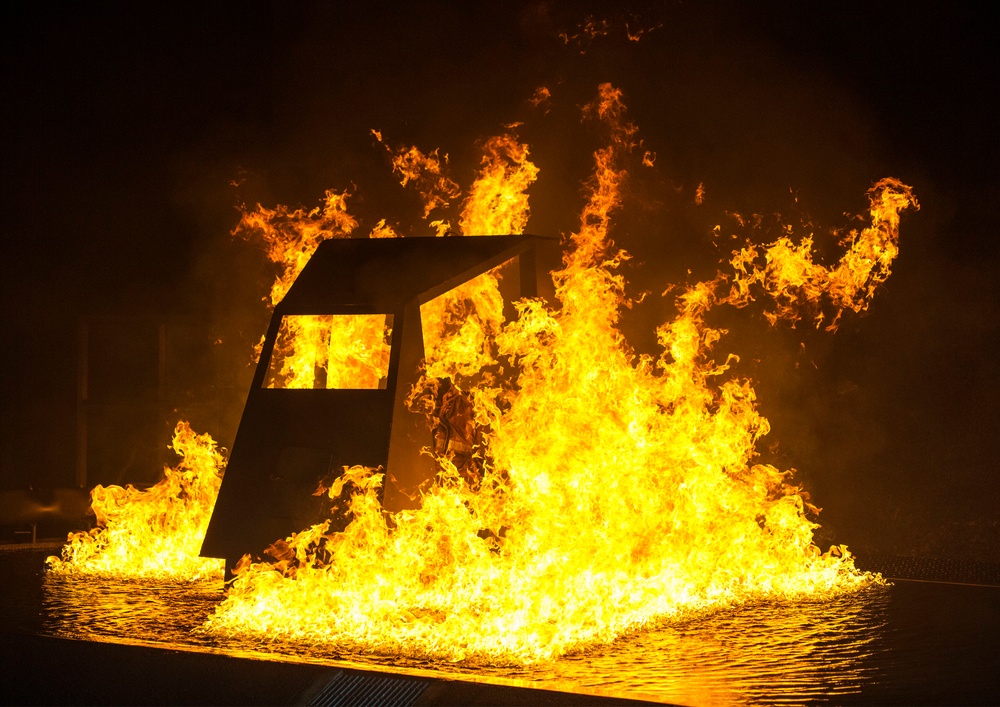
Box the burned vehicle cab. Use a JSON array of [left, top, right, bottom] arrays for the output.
[[200, 235, 550, 572]]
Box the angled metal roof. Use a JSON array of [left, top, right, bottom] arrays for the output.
[[276, 234, 548, 314]]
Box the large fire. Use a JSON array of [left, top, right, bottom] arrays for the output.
[[49, 82, 917, 666]]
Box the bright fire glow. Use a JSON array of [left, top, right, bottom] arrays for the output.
[[46, 422, 225, 581], [458, 133, 539, 237], [235, 189, 358, 308], [199, 84, 917, 664], [725, 179, 919, 330], [265, 314, 393, 390], [45, 75, 917, 664]]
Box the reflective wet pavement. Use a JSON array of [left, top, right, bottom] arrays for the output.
[[2, 547, 998, 705]]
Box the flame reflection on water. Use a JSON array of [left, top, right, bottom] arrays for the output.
[[551, 590, 890, 705], [39, 570, 892, 705]]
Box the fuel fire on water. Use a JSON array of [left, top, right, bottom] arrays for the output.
[[47, 82, 917, 666]]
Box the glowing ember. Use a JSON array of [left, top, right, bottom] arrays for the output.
[[47, 422, 225, 581], [199, 83, 917, 665]]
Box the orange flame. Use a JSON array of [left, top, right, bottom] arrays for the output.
[[409, 132, 539, 478], [203, 84, 899, 665], [458, 134, 539, 237], [559, 16, 611, 53], [47, 422, 225, 581], [374, 130, 461, 222], [529, 86, 552, 112], [234, 189, 358, 307], [724, 179, 919, 329], [233, 189, 373, 384], [266, 314, 393, 390], [368, 218, 400, 239]]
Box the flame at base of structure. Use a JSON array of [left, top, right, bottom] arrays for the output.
[[204, 469, 874, 665], [46, 422, 225, 582]]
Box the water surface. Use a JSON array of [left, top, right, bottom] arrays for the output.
[[4, 548, 997, 705]]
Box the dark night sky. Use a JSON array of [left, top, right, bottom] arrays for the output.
[[1, 2, 997, 559]]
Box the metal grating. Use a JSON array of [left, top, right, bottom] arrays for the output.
[[856, 554, 1000, 586], [307, 670, 430, 707]]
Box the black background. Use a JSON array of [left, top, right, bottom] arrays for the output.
[[2, 2, 996, 559]]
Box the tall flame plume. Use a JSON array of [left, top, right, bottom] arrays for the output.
[[202, 84, 916, 664]]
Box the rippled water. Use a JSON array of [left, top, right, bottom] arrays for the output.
[[4, 548, 998, 705]]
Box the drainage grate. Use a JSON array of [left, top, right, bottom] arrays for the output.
[[856, 554, 1000, 586], [307, 670, 430, 707]]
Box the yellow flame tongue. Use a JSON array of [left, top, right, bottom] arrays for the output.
[[202, 84, 906, 664], [47, 422, 225, 582], [725, 178, 919, 330]]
